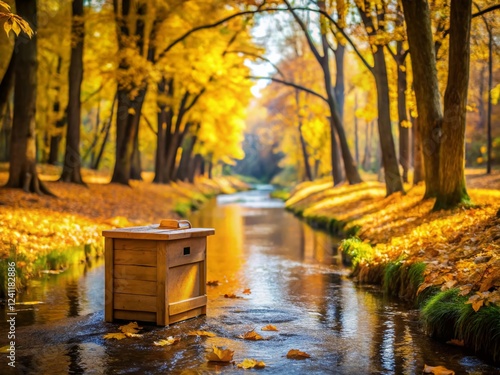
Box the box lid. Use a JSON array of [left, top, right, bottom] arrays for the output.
[[102, 219, 214, 240]]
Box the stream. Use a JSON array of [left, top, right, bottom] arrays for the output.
[[1, 188, 498, 374]]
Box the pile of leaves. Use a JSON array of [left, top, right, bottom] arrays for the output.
[[286, 172, 500, 312]]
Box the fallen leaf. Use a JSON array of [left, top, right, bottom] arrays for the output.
[[423, 364, 455, 375], [261, 324, 278, 331], [237, 358, 266, 369], [242, 288, 251, 294], [240, 329, 264, 341], [286, 349, 311, 359], [207, 280, 220, 286], [224, 293, 242, 299], [154, 336, 180, 346], [465, 294, 484, 312], [124, 333, 143, 338], [446, 339, 464, 347], [103, 332, 127, 340], [206, 345, 234, 363], [119, 322, 143, 334], [188, 330, 216, 337]]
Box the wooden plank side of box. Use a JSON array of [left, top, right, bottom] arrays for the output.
[[114, 239, 157, 251], [114, 249, 156, 267], [114, 265, 157, 281], [114, 279, 156, 296], [114, 310, 156, 323], [167, 263, 200, 303], [169, 307, 205, 325], [114, 293, 157, 312], [168, 237, 205, 268], [169, 295, 207, 316]]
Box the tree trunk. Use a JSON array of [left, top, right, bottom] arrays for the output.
[[7, 0, 53, 195], [402, 0, 442, 198], [354, 93, 359, 164], [48, 56, 65, 165], [362, 120, 372, 171], [129, 128, 142, 180], [188, 153, 203, 183], [153, 77, 168, 183], [60, 0, 85, 184], [397, 59, 410, 183], [176, 124, 199, 181], [92, 94, 116, 170], [373, 47, 404, 195], [412, 115, 424, 185], [334, 43, 345, 121], [0, 55, 14, 162], [295, 89, 312, 181], [486, 26, 493, 174], [434, 0, 472, 209]]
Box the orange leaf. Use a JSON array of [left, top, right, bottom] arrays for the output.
[[206, 345, 234, 363], [261, 324, 278, 331], [242, 288, 252, 294], [206, 280, 220, 286], [237, 358, 266, 369], [240, 329, 264, 341], [423, 364, 455, 375], [224, 293, 242, 299], [286, 349, 311, 359]]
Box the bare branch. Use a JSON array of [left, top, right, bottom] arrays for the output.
[[226, 50, 286, 78], [141, 113, 157, 136], [249, 75, 328, 103]]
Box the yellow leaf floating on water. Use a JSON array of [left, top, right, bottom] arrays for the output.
[[154, 336, 180, 346], [423, 364, 455, 375], [237, 358, 266, 369], [188, 330, 216, 337], [206, 345, 234, 363], [286, 349, 311, 359], [240, 329, 264, 341], [103, 332, 127, 340], [119, 322, 142, 334], [261, 324, 278, 331]]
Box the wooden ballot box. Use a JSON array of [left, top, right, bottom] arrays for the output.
[[102, 219, 214, 326]]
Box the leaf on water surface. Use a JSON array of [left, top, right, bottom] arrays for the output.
[[240, 329, 264, 341], [237, 358, 266, 369], [103, 333, 127, 340], [206, 345, 234, 363], [261, 324, 278, 331], [188, 330, 216, 337], [207, 280, 220, 286], [224, 293, 243, 299], [242, 288, 251, 294], [446, 339, 464, 347], [119, 322, 143, 334], [286, 349, 311, 359], [154, 336, 180, 346], [423, 364, 455, 375]]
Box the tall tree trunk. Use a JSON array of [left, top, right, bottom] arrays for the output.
[[0, 55, 14, 162], [373, 47, 404, 195], [7, 0, 52, 195], [130, 127, 142, 180], [412, 115, 424, 185], [334, 43, 345, 121], [295, 89, 312, 181], [486, 26, 493, 174], [362, 120, 372, 171], [354, 93, 359, 165], [434, 0, 472, 209], [402, 0, 442, 198], [397, 60, 410, 183], [176, 124, 199, 181], [60, 0, 85, 184], [188, 153, 203, 183], [92, 93, 116, 170], [153, 77, 168, 183], [48, 56, 65, 165]]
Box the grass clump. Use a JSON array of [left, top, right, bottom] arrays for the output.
[[270, 189, 291, 201], [339, 237, 373, 266]]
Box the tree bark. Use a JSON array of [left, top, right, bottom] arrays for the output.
[[129, 127, 142, 180], [354, 93, 359, 165], [6, 0, 53, 195], [334, 43, 345, 121], [48, 56, 65, 165], [60, 0, 85, 184], [373, 47, 404, 195], [92, 93, 116, 170], [434, 0, 472, 209], [486, 24, 493, 174], [402, 0, 441, 198], [176, 124, 199, 181], [412, 115, 424, 185], [397, 59, 410, 183], [0, 55, 14, 162], [295, 89, 312, 181]]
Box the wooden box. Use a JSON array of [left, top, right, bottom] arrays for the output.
[[102, 219, 214, 326]]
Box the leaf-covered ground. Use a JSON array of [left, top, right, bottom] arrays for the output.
[[0, 164, 247, 274], [286, 171, 500, 311]]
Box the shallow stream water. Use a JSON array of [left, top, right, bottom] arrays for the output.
[[1, 188, 498, 374]]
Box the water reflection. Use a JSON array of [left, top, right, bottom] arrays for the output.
[[0, 189, 498, 374]]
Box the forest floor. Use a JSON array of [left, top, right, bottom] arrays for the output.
[[0, 163, 247, 283], [285, 169, 500, 361]]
